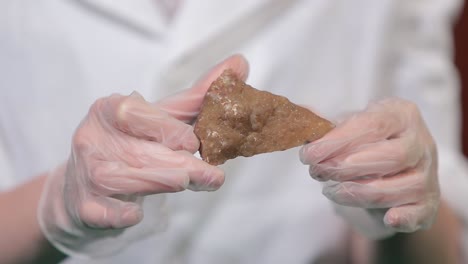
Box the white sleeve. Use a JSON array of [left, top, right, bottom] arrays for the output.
[[389, 0, 468, 259], [0, 141, 15, 191]]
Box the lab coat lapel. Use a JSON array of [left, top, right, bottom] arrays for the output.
[[160, 0, 300, 91], [75, 0, 168, 37]]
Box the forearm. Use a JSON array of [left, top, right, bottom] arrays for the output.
[[0, 174, 67, 264]]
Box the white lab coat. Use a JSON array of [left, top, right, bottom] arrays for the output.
[[1, 0, 467, 263]]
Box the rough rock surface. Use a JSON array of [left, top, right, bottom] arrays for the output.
[[194, 70, 334, 165]]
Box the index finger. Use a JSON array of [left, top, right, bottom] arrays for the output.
[[96, 92, 200, 152], [300, 101, 408, 165]]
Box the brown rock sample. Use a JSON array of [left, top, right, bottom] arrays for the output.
[[194, 70, 334, 165]]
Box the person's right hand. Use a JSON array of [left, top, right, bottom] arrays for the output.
[[38, 55, 249, 257]]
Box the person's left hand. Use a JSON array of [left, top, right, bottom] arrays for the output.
[[300, 98, 440, 233]]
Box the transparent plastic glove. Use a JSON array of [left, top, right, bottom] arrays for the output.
[[300, 98, 440, 234], [38, 55, 249, 258]]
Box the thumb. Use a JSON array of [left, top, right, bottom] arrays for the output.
[[155, 54, 249, 123]]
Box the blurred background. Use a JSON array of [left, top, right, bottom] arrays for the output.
[[456, 2, 468, 156]]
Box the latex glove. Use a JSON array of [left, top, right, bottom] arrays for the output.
[[38, 55, 249, 258], [300, 98, 440, 234]]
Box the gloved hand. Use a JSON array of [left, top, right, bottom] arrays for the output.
[[38, 55, 249, 257], [300, 98, 440, 235]]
